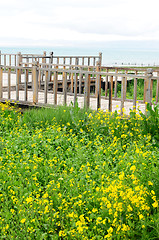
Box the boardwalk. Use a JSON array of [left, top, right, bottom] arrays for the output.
[[1, 73, 145, 115]]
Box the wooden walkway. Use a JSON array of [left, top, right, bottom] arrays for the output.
[[1, 73, 145, 115], [0, 51, 158, 115]]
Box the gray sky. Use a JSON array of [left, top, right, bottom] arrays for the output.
[[1, 0, 159, 47]]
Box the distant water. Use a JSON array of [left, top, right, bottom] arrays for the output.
[[1, 46, 159, 66]]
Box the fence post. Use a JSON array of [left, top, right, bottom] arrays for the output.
[[99, 52, 102, 66], [32, 62, 38, 104], [0, 66, 2, 99], [133, 71, 137, 110], [49, 52, 53, 81], [156, 72, 159, 103], [84, 73, 90, 109], [145, 68, 153, 105], [105, 69, 108, 97], [96, 61, 101, 110], [120, 77, 126, 115], [109, 76, 113, 111], [17, 52, 22, 83], [114, 69, 118, 98]]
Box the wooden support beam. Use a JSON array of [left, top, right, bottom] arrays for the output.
[[156, 72, 159, 103], [120, 77, 126, 115], [24, 69, 28, 101], [84, 73, 90, 109], [54, 71, 58, 105], [105, 69, 108, 97], [133, 74, 137, 110], [79, 67, 83, 94], [109, 76, 113, 111], [63, 72, 67, 105], [96, 62, 101, 110], [0, 67, 2, 99], [44, 70, 48, 104], [32, 63, 38, 104], [114, 69, 118, 98], [16, 68, 20, 101], [8, 68, 11, 99], [74, 73, 78, 107]]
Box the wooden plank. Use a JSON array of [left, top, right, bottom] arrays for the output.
[[44, 71, 48, 104], [62, 58, 66, 90], [74, 73, 78, 107], [38, 69, 41, 88], [32, 65, 38, 104], [63, 72, 67, 105], [79, 67, 83, 94], [24, 69, 28, 101], [8, 68, 11, 99], [0, 67, 2, 98], [71, 67, 74, 93], [105, 69, 108, 97], [9, 55, 11, 66], [133, 75, 137, 110], [95, 62, 100, 97], [156, 72, 159, 103], [108, 76, 113, 111], [150, 79, 153, 99], [120, 77, 126, 115], [88, 57, 90, 66], [16, 68, 20, 101], [4, 55, 6, 71], [125, 70, 127, 100], [114, 69, 118, 98], [54, 71, 58, 105], [84, 73, 90, 109]]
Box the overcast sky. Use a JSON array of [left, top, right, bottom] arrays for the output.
[[1, 0, 159, 47]]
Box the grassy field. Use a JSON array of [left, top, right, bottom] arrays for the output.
[[0, 102, 159, 239]]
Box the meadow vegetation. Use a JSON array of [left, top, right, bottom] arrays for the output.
[[0, 102, 159, 239]]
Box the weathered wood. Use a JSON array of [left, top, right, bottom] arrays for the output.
[[145, 69, 153, 105], [105, 69, 108, 97], [16, 68, 20, 101], [150, 79, 153, 100], [84, 73, 90, 109], [79, 68, 83, 94], [125, 70, 128, 100], [114, 69, 118, 98], [24, 69, 28, 101], [8, 68, 11, 99], [120, 77, 126, 115], [96, 62, 101, 110], [44, 71, 48, 104], [109, 76, 113, 111], [95, 62, 100, 97], [9, 55, 11, 66], [74, 73, 78, 107], [71, 67, 74, 93], [32, 64, 38, 104], [63, 72, 67, 105], [156, 72, 159, 103], [4, 55, 6, 71], [0, 67, 2, 98], [133, 73, 137, 109], [54, 71, 58, 105]]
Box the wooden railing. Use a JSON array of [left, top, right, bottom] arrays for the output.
[[0, 61, 159, 114], [0, 51, 102, 71]]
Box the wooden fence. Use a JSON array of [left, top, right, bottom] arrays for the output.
[[0, 51, 102, 70], [0, 53, 159, 114]]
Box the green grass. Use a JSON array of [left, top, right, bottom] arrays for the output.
[[102, 78, 157, 100], [0, 102, 159, 239]]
